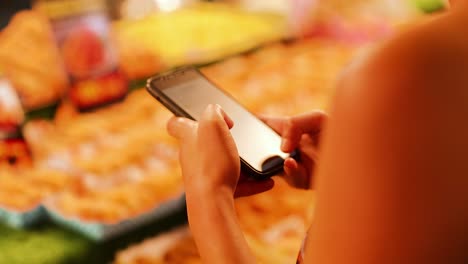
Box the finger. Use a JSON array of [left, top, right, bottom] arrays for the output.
[[290, 111, 327, 135], [258, 115, 287, 135], [284, 157, 299, 170], [234, 178, 275, 198], [283, 158, 310, 189], [199, 104, 233, 137], [166, 116, 197, 140], [282, 111, 327, 152], [198, 104, 239, 163], [215, 104, 234, 129]]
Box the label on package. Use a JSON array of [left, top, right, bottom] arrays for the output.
[[51, 11, 128, 111]]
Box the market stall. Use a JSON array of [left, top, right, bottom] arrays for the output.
[[0, 0, 442, 263]]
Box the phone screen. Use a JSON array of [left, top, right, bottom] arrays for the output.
[[148, 68, 289, 176]]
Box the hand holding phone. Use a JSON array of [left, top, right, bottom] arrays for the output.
[[147, 67, 298, 179], [167, 104, 275, 198], [260, 112, 325, 189]]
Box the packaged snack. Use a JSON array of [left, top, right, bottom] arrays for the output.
[[34, 0, 129, 111]]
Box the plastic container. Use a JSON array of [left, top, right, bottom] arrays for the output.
[[0, 205, 45, 228]]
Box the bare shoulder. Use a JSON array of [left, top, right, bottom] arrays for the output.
[[307, 13, 468, 263], [340, 12, 468, 109], [329, 11, 468, 183]]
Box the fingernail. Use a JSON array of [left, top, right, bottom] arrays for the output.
[[284, 158, 297, 169], [211, 104, 222, 115]]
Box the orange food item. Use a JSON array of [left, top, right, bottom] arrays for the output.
[[0, 139, 32, 169], [0, 11, 68, 110], [20, 88, 183, 222], [201, 39, 355, 115], [0, 168, 70, 211], [48, 170, 183, 223]]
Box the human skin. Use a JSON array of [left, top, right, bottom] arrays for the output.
[[167, 2, 468, 263], [305, 2, 468, 263]]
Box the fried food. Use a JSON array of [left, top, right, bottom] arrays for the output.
[[23, 90, 183, 222], [0, 168, 70, 211], [0, 11, 68, 110]]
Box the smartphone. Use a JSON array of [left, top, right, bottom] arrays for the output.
[[146, 67, 296, 179]]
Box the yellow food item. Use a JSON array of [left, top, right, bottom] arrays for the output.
[[114, 2, 287, 78]]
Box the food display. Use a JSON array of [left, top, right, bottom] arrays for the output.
[[0, 166, 69, 228], [0, 3, 297, 244], [112, 39, 355, 263], [0, 2, 338, 223], [0, 168, 69, 212], [23, 90, 183, 224], [202, 39, 354, 115], [0, 4, 356, 251], [13, 37, 351, 226]]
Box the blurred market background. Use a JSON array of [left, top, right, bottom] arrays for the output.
[[0, 0, 446, 263]]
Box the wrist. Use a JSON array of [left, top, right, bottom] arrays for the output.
[[184, 183, 255, 264], [186, 183, 234, 205], [185, 173, 236, 199], [185, 182, 236, 222]]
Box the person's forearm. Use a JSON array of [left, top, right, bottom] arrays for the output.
[[186, 186, 256, 264]]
